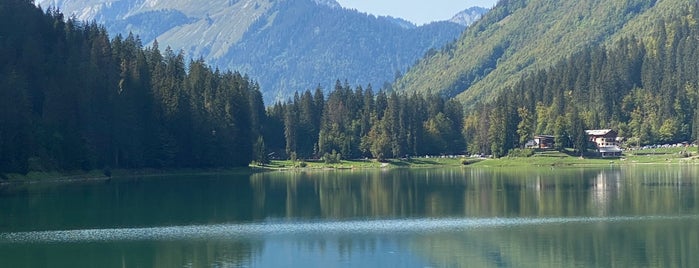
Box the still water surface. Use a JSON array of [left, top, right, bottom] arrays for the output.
[[1, 166, 698, 267]]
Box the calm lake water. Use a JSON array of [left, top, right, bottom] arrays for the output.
[[1, 166, 698, 267]]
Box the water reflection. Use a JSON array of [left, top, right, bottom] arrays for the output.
[[1, 166, 698, 267], [249, 167, 699, 220], [412, 217, 699, 268], [0, 239, 259, 268]]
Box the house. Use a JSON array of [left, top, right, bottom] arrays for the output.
[[535, 135, 555, 149], [526, 135, 555, 149], [585, 129, 622, 157]]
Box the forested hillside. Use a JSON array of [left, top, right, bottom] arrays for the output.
[[463, 3, 699, 157], [1, 0, 265, 173], [220, 0, 467, 102], [396, 0, 692, 109], [37, 0, 483, 103], [1, 0, 466, 175], [4, 0, 699, 176]]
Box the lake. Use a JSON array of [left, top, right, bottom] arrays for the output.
[[1, 166, 698, 267]]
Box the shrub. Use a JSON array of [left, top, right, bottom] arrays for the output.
[[323, 150, 342, 164]]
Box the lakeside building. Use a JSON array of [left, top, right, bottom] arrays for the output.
[[585, 129, 623, 157], [525, 135, 556, 149]]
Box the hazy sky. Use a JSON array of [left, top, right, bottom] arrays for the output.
[[335, 0, 499, 25]]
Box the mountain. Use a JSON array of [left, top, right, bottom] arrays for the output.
[[449, 6, 489, 26], [395, 0, 693, 109], [36, 0, 489, 103]]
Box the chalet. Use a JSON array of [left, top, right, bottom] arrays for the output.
[[585, 129, 622, 157], [526, 135, 556, 149]]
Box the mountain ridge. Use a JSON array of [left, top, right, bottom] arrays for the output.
[[36, 0, 488, 103]]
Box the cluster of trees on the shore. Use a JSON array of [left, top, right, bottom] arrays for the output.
[[464, 5, 699, 157], [264, 82, 464, 162], [2, 0, 699, 174]]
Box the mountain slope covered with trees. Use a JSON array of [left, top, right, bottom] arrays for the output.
[[463, 3, 699, 157], [36, 0, 486, 103], [395, 0, 692, 108]]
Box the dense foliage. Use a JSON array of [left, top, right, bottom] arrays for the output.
[[1, 0, 466, 175], [396, 0, 691, 110], [0, 0, 264, 174], [464, 4, 699, 157], [4, 0, 699, 176], [265, 81, 465, 162]]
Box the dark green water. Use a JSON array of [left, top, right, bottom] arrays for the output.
[[1, 166, 698, 267]]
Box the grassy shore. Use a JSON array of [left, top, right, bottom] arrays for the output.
[[255, 157, 468, 170], [471, 150, 696, 168], [256, 147, 699, 170], [3, 147, 697, 184]]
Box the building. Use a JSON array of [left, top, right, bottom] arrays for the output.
[[585, 129, 622, 157], [532, 135, 555, 149]]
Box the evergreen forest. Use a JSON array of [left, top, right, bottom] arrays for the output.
[[0, 0, 464, 174], [2, 0, 699, 175], [465, 3, 699, 157], [1, 0, 265, 173]]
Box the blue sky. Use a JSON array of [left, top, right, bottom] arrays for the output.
[[335, 0, 498, 25]]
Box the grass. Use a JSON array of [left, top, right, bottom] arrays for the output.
[[471, 147, 699, 167], [255, 147, 699, 171], [4, 147, 696, 183], [255, 157, 469, 170]]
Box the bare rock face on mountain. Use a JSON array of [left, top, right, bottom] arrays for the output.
[[450, 6, 489, 26], [37, 0, 488, 103]]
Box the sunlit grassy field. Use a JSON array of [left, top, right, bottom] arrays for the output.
[[260, 146, 699, 170]]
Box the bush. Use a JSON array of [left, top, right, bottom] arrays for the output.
[[297, 161, 308, 168], [323, 150, 342, 164]]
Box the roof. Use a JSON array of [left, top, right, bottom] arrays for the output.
[[585, 129, 614, 136]]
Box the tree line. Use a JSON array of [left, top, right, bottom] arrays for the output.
[[264, 81, 465, 163]]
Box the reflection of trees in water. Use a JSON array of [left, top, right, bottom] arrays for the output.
[[411, 218, 699, 268], [151, 240, 262, 268], [609, 166, 699, 216], [249, 167, 699, 219], [249, 169, 474, 219], [0, 240, 262, 268], [409, 166, 699, 267]]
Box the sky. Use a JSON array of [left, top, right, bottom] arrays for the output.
[[335, 0, 499, 25]]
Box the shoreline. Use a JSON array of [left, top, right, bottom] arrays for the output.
[[3, 151, 698, 186], [0, 168, 255, 187]]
